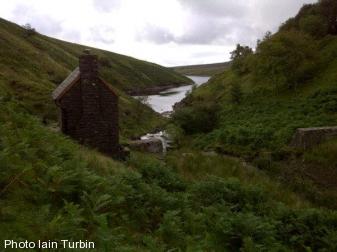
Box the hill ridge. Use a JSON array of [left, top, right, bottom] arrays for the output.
[[0, 17, 191, 137]]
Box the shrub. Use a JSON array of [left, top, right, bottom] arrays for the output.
[[207, 210, 281, 251], [173, 103, 219, 134], [230, 83, 243, 104], [133, 155, 187, 192], [190, 177, 269, 212], [275, 207, 337, 251]]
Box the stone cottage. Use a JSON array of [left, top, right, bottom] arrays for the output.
[[52, 49, 121, 157]]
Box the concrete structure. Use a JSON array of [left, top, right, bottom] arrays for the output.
[[290, 126, 337, 149], [52, 50, 121, 157]]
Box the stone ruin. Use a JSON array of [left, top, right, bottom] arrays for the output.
[[290, 126, 337, 149]]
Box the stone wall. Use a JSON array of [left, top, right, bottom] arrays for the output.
[[59, 81, 83, 137], [290, 126, 337, 149], [59, 51, 120, 157]]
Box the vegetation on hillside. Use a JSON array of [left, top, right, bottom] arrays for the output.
[[2, 1, 337, 251], [0, 18, 192, 137], [172, 0, 337, 208], [172, 62, 230, 76], [2, 96, 337, 251]]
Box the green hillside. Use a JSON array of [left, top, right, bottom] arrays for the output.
[[2, 92, 337, 251], [172, 62, 230, 76], [173, 0, 337, 208], [2, 1, 337, 250], [0, 17, 191, 137]]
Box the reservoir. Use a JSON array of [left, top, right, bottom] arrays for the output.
[[137, 76, 210, 113]]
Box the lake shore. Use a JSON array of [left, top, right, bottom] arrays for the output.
[[134, 76, 210, 113], [126, 83, 188, 96]]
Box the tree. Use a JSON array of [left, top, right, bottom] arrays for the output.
[[256, 32, 273, 53], [230, 44, 253, 75], [263, 31, 272, 41], [230, 44, 253, 61], [22, 23, 37, 37], [254, 31, 319, 90], [299, 15, 328, 38]]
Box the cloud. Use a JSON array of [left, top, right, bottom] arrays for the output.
[[12, 4, 63, 35], [62, 30, 82, 42], [136, 25, 175, 45], [90, 26, 115, 44], [0, 0, 318, 66], [175, 17, 229, 45], [92, 0, 121, 12], [179, 0, 249, 18], [138, 9, 260, 47], [137, 0, 317, 50]]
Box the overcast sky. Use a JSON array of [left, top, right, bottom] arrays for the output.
[[0, 0, 317, 66]]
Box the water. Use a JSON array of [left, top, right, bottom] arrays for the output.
[[137, 76, 210, 113], [140, 131, 172, 154], [136, 76, 210, 154]]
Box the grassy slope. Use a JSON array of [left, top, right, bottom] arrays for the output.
[[187, 36, 337, 149], [189, 42, 337, 149], [171, 62, 230, 76], [172, 18, 337, 208], [1, 8, 337, 251], [2, 97, 337, 251], [0, 18, 192, 137]]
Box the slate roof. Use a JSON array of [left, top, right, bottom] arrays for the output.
[[52, 67, 80, 100], [52, 66, 118, 100]]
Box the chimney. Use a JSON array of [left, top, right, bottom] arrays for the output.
[[79, 49, 98, 81], [79, 49, 100, 117]]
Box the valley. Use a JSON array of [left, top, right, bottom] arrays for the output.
[[1, 0, 337, 250], [171, 62, 230, 76]]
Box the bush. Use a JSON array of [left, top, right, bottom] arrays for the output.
[[173, 103, 219, 134], [130, 154, 186, 192], [230, 83, 243, 104], [190, 177, 269, 212]]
